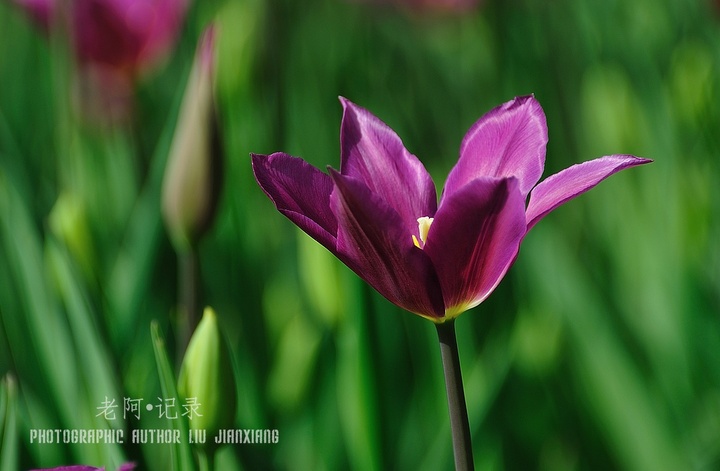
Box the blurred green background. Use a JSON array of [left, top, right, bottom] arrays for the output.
[[1, 0, 720, 469]]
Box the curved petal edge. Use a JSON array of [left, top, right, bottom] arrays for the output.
[[251, 153, 338, 251], [329, 169, 445, 318], [444, 95, 548, 200], [426, 177, 527, 319], [525, 154, 652, 230]]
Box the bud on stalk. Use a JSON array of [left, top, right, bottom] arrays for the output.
[[178, 307, 237, 447], [162, 25, 223, 252]]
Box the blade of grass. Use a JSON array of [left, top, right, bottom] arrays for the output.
[[336, 275, 382, 470], [150, 320, 196, 471], [105, 72, 185, 352], [45, 239, 125, 430], [0, 110, 30, 206], [0, 176, 77, 396], [0, 171, 115, 464], [0, 374, 18, 471], [523, 225, 689, 471]]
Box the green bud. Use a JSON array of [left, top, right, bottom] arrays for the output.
[[48, 192, 95, 279], [162, 25, 223, 252], [178, 307, 237, 444]]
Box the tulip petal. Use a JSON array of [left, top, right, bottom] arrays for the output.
[[73, 0, 187, 70], [329, 170, 445, 319], [425, 177, 527, 317], [525, 155, 652, 230], [339, 97, 437, 230], [137, 0, 189, 68], [252, 153, 337, 251], [444, 95, 547, 199]]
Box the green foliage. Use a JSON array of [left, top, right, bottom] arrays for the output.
[[1, 0, 720, 469]]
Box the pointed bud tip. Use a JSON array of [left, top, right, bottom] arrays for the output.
[[161, 23, 223, 252], [201, 306, 217, 322], [199, 24, 218, 72]]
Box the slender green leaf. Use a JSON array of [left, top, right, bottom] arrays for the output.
[[0, 374, 18, 471], [151, 321, 196, 471], [0, 171, 120, 464]]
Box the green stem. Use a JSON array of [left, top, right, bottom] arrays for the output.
[[436, 320, 474, 471], [178, 248, 200, 362], [197, 448, 215, 471]]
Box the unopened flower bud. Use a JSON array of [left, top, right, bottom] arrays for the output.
[[48, 192, 95, 279], [162, 25, 223, 252], [178, 307, 236, 442]]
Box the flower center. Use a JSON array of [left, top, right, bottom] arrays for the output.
[[412, 216, 434, 249]]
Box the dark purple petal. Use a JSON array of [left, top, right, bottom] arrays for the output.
[[117, 463, 136, 471], [444, 96, 547, 200], [339, 97, 437, 231], [329, 170, 445, 319], [525, 155, 652, 230], [425, 177, 527, 317], [252, 153, 338, 252]]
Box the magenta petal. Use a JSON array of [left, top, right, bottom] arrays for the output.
[[339, 97, 438, 229], [72, 0, 186, 70], [133, 0, 188, 68], [525, 155, 652, 230], [329, 170, 445, 318], [252, 153, 338, 252], [444, 96, 547, 199], [13, 0, 54, 29], [425, 177, 527, 316]]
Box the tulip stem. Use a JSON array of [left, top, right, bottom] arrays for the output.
[[436, 320, 474, 471], [178, 248, 200, 362]]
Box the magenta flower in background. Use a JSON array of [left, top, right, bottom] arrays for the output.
[[252, 96, 651, 322], [13, 0, 187, 121], [14, 0, 187, 74]]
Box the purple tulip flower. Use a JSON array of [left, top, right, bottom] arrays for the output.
[[252, 96, 651, 322]]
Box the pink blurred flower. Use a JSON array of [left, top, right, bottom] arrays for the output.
[[14, 0, 188, 122], [14, 0, 187, 74]]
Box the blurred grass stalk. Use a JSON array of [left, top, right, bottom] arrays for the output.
[[0, 169, 125, 466], [0, 374, 19, 471], [151, 321, 196, 471], [523, 224, 690, 471]]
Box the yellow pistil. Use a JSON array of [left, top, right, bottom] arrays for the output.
[[412, 216, 434, 249]]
